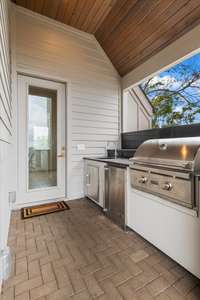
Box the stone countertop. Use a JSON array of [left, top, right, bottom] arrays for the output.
[[83, 157, 130, 167]]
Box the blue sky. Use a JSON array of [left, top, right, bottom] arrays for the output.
[[161, 52, 200, 79], [140, 51, 200, 127]]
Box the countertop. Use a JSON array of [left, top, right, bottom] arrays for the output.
[[83, 157, 130, 167]]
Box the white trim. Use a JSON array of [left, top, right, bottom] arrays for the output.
[[12, 3, 94, 41], [12, 195, 84, 209], [15, 70, 71, 199], [12, 197, 70, 209], [131, 86, 153, 117], [129, 90, 152, 123], [122, 89, 152, 133], [122, 23, 200, 90], [17, 75, 67, 204], [17, 74, 71, 202], [17, 70, 70, 87], [66, 81, 73, 199]]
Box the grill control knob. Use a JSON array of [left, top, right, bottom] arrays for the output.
[[139, 176, 147, 184], [162, 182, 172, 191]]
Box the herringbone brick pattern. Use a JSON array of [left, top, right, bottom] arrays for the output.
[[1, 198, 200, 299]]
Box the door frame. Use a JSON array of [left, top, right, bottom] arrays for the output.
[[15, 72, 70, 207]]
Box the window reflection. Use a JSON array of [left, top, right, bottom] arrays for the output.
[[28, 86, 57, 189]]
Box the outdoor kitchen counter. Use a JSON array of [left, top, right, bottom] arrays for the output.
[[83, 157, 130, 167]]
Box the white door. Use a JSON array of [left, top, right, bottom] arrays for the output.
[[17, 75, 66, 205]]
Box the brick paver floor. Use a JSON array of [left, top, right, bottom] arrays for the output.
[[1, 198, 200, 299]]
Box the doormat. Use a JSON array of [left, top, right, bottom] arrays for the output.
[[21, 201, 70, 219]]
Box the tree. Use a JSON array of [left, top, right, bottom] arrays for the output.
[[141, 61, 200, 128]]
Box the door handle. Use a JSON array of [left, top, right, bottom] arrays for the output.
[[86, 174, 90, 185], [58, 146, 65, 158], [104, 166, 109, 210]]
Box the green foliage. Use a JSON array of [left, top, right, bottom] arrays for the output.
[[141, 63, 200, 128]]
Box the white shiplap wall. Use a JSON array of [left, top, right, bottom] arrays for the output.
[[0, 0, 11, 142], [0, 0, 12, 283], [13, 6, 120, 200]]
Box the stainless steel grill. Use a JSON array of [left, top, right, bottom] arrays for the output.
[[129, 137, 200, 209]]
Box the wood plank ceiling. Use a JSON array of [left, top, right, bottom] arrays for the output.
[[13, 0, 200, 76]]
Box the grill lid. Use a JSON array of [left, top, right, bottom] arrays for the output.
[[130, 137, 200, 172]]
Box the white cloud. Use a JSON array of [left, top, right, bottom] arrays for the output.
[[148, 75, 181, 90], [174, 105, 183, 112]]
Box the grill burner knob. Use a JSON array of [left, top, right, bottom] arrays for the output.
[[162, 182, 173, 191], [139, 176, 147, 184]]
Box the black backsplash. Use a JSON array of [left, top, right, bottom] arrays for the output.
[[107, 149, 136, 159], [122, 123, 200, 149]]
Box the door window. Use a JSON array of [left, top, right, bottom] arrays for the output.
[[28, 86, 57, 189]]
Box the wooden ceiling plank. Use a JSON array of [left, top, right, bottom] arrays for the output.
[[34, 0, 45, 13], [56, 0, 69, 22], [41, 0, 60, 19], [74, 0, 93, 29], [95, 0, 137, 43], [26, 0, 35, 10], [117, 0, 194, 69], [41, 0, 48, 14], [119, 0, 200, 75], [88, 1, 109, 34], [81, 0, 103, 32], [121, 9, 200, 76], [90, 0, 118, 34], [101, 0, 157, 54], [102, 0, 160, 67], [70, 0, 88, 28], [63, 0, 78, 25], [111, 0, 183, 66], [86, 0, 109, 33], [15, 0, 26, 7]]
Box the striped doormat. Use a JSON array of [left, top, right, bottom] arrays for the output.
[[21, 201, 70, 219]]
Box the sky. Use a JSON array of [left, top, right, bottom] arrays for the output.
[[140, 51, 200, 127], [158, 52, 200, 83]]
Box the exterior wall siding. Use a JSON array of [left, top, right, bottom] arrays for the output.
[[0, 0, 12, 284], [0, 0, 11, 142]]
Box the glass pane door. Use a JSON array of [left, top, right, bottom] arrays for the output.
[[28, 86, 57, 190]]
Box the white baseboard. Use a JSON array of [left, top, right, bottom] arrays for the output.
[[12, 195, 85, 209], [13, 197, 68, 209], [67, 193, 84, 200]]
